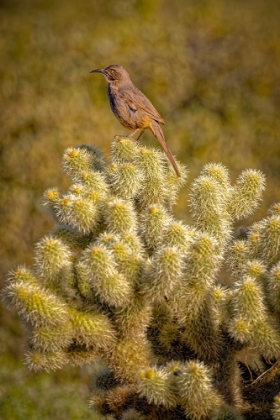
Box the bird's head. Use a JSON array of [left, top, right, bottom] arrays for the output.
[[90, 65, 131, 84]]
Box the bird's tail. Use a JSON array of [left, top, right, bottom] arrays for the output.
[[150, 121, 181, 177]]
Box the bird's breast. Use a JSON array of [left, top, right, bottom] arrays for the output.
[[108, 85, 142, 130]]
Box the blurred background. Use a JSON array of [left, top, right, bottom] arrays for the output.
[[0, 0, 280, 418]]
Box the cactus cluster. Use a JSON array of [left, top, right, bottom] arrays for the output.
[[3, 137, 280, 419]]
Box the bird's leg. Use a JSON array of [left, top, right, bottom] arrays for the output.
[[136, 130, 144, 140], [128, 129, 145, 141], [128, 128, 140, 139]]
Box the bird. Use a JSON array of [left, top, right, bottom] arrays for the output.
[[90, 65, 181, 177]]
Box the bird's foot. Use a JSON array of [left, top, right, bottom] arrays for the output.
[[114, 134, 127, 140], [114, 134, 136, 142], [127, 135, 137, 142]]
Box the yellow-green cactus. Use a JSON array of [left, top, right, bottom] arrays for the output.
[[3, 137, 280, 419]]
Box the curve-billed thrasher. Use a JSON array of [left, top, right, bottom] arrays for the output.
[[90, 65, 181, 177]]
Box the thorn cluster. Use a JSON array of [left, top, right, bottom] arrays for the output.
[[3, 139, 280, 419]]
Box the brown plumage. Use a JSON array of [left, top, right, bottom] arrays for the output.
[[90, 65, 181, 177]]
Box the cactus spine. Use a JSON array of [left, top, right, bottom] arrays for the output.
[[3, 136, 280, 419]]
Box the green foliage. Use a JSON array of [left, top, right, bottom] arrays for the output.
[[0, 354, 98, 420], [4, 139, 280, 419]]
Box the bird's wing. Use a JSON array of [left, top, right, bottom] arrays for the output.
[[119, 85, 165, 125]]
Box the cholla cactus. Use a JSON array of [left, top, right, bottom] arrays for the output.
[[3, 137, 280, 419]]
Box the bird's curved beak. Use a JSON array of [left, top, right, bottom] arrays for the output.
[[90, 68, 105, 74]]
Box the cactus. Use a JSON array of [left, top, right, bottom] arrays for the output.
[[3, 136, 280, 419]]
